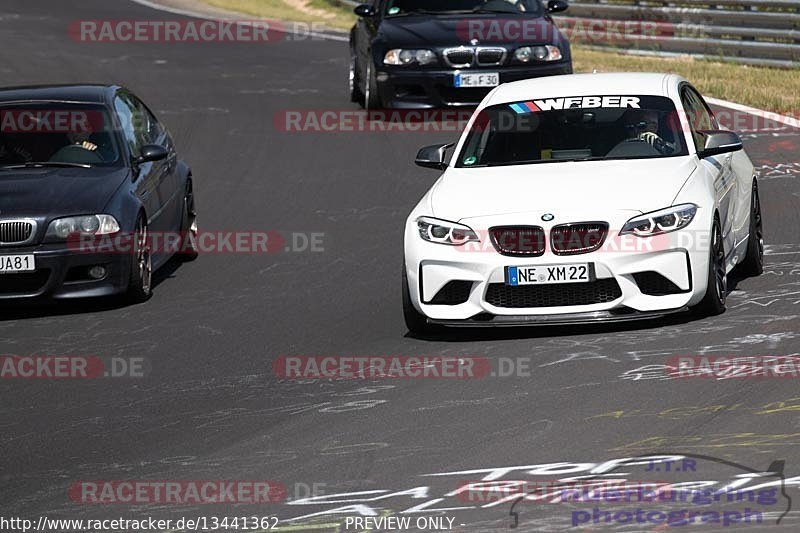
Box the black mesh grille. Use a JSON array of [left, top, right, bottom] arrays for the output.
[[485, 278, 622, 308], [551, 222, 609, 255], [428, 280, 473, 305], [632, 271, 686, 296], [445, 49, 474, 66], [476, 48, 505, 65], [0, 270, 50, 294], [490, 226, 546, 257]]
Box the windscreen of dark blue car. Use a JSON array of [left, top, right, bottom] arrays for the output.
[[0, 104, 121, 167], [456, 95, 689, 168], [385, 0, 544, 16]]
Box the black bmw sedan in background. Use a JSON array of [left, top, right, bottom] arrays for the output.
[[349, 0, 571, 108], [0, 85, 197, 303]]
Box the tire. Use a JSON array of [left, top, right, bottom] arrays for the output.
[[691, 218, 726, 317], [349, 49, 363, 104], [736, 182, 764, 277], [126, 214, 152, 303], [363, 61, 382, 110], [178, 179, 199, 262], [402, 264, 438, 335]]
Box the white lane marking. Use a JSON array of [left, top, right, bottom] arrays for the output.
[[705, 96, 800, 130], [128, 0, 350, 42]]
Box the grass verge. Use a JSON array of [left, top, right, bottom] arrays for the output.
[[200, 0, 800, 114], [202, 0, 357, 29], [573, 47, 800, 115]]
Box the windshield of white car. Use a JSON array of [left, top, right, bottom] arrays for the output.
[[0, 104, 122, 168], [385, 0, 543, 17], [456, 95, 689, 168]]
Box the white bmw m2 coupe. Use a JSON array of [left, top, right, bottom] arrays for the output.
[[403, 73, 763, 333]]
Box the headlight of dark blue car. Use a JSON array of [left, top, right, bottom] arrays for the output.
[[384, 49, 437, 66], [514, 45, 562, 62], [45, 214, 120, 241]]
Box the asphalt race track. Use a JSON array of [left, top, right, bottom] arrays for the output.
[[2, 1, 800, 531]]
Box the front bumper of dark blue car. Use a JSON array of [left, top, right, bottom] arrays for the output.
[[0, 243, 131, 300], [376, 62, 572, 108]]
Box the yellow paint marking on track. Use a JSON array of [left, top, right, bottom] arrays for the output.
[[611, 433, 800, 452]]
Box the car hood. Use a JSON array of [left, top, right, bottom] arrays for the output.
[[377, 15, 562, 48], [430, 157, 698, 222], [0, 166, 129, 217]]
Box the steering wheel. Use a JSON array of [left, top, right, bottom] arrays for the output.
[[607, 138, 663, 158], [49, 144, 105, 164]]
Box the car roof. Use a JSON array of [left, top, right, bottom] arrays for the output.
[[485, 73, 685, 107], [0, 84, 120, 105]]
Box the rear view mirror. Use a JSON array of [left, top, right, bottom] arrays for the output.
[[135, 144, 168, 164], [354, 4, 376, 17], [415, 143, 453, 170], [547, 0, 569, 13], [697, 130, 743, 158]]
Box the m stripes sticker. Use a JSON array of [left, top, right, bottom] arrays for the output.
[[509, 101, 541, 114]]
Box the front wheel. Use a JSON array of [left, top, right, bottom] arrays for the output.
[[363, 61, 382, 110], [126, 215, 152, 303], [349, 50, 363, 103], [178, 180, 199, 262], [691, 218, 726, 317]]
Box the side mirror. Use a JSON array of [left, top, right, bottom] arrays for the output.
[[135, 144, 168, 164], [696, 130, 743, 158], [354, 4, 376, 17], [547, 0, 569, 13], [415, 143, 453, 170]]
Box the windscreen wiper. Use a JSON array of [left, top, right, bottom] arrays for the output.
[[0, 161, 91, 169], [471, 7, 522, 14], [387, 9, 441, 16]]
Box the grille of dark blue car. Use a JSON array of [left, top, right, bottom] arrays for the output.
[[444, 48, 475, 67], [0, 221, 34, 244], [476, 48, 505, 66]]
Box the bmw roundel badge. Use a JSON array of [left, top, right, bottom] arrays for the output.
[[542, 213, 555, 222]]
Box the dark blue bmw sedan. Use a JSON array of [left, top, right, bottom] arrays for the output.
[[0, 85, 198, 303]]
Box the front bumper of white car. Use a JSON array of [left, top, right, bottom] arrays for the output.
[[403, 209, 713, 325]]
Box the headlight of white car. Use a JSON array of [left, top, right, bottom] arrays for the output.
[[46, 214, 120, 240], [417, 216, 479, 245], [620, 204, 697, 236]]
